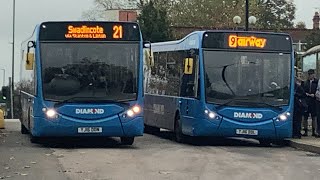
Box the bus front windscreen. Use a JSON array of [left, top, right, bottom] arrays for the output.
[[204, 51, 291, 107], [41, 42, 139, 102]]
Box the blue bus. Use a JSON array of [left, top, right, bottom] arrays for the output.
[[17, 21, 144, 145], [144, 31, 294, 145]]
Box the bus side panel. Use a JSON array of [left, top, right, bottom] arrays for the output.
[[20, 26, 38, 133], [144, 94, 157, 127], [275, 117, 292, 139], [121, 116, 144, 136], [20, 92, 34, 131], [29, 97, 42, 135], [20, 93, 27, 128], [144, 94, 178, 131], [180, 98, 204, 136]]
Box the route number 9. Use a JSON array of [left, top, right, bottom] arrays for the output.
[[229, 35, 237, 48]]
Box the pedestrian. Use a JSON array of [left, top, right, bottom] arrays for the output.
[[315, 79, 320, 138], [302, 69, 318, 136], [293, 77, 307, 138]]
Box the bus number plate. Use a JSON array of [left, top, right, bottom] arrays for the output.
[[236, 129, 258, 136], [78, 127, 102, 133]]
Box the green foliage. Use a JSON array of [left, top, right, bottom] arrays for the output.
[[170, 0, 245, 28], [169, 0, 296, 30], [83, 0, 297, 36], [295, 21, 306, 29], [137, 1, 172, 42], [305, 31, 320, 50], [256, 0, 296, 30]]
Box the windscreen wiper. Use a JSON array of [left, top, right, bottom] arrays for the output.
[[221, 65, 236, 96], [251, 101, 283, 111], [53, 97, 132, 108], [216, 97, 249, 110], [216, 98, 282, 111]]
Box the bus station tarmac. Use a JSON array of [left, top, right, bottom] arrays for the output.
[[1, 119, 320, 180]]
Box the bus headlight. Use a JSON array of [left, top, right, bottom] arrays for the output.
[[132, 105, 141, 114], [278, 112, 290, 121], [127, 110, 135, 117], [126, 105, 141, 118], [46, 109, 57, 119], [205, 109, 218, 119]]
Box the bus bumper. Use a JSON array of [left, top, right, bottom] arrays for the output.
[[31, 116, 144, 137], [191, 118, 291, 139], [121, 116, 144, 136]]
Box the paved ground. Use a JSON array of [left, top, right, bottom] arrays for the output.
[[288, 121, 320, 154], [289, 136, 320, 154], [0, 120, 68, 180], [1, 120, 320, 180]]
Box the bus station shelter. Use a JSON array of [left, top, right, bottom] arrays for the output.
[[302, 45, 320, 79]]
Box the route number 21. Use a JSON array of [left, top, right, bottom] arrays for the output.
[[113, 25, 123, 39]]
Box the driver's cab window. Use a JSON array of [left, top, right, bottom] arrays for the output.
[[22, 41, 36, 95], [180, 50, 198, 98]]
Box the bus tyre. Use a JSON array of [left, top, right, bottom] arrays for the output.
[[30, 135, 40, 144], [271, 140, 287, 146], [174, 116, 187, 143], [21, 123, 29, 134], [121, 137, 134, 145]]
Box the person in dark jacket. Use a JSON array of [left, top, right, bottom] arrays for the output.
[[293, 77, 306, 138], [316, 80, 320, 138], [302, 69, 318, 136]]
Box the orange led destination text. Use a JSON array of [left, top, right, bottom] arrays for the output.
[[228, 35, 267, 48], [65, 25, 107, 39]]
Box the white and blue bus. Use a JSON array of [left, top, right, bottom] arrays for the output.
[[144, 31, 294, 145], [17, 21, 144, 145]]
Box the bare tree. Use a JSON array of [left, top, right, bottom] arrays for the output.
[[81, 0, 174, 20], [82, 0, 144, 20]]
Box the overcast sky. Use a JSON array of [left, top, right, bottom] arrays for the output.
[[0, 0, 319, 86]]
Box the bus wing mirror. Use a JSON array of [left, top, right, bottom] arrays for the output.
[[144, 47, 154, 67], [184, 58, 194, 75], [25, 53, 34, 70], [26, 40, 35, 70], [143, 41, 151, 49]]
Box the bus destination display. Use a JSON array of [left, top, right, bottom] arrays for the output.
[[39, 22, 140, 41], [203, 32, 292, 52]]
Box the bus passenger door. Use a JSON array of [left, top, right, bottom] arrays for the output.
[[179, 54, 199, 135]]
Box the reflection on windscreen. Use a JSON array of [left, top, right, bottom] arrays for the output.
[[204, 51, 291, 107], [41, 43, 139, 101]]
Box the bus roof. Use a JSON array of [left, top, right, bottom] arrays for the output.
[[151, 30, 292, 52], [38, 20, 139, 25]]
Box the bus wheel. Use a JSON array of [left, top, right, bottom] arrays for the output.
[[30, 135, 41, 144], [120, 137, 134, 145], [271, 140, 287, 146], [174, 116, 187, 143], [21, 123, 29, 134]]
